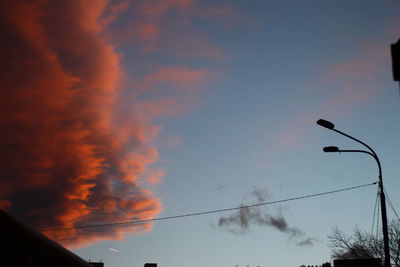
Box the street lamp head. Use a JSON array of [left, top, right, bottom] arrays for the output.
[[323, 146, 339, 152], [316, 119, 335, 129]]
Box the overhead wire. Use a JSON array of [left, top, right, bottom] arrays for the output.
[[376, 195, 380, 239], [39, 181, 377, 232], [384, 188, 400, 222], [371, 188, 379, 236]]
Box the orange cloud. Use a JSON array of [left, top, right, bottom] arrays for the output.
[[136, 22, 160, 39], [320, 39, 390, 118], [138, 0, 192, 16], [0, 0, 227, 248], [144, 170, 165, 185], [109, 0, 232, 59], [0, 0, 164, 248], [272, 113, 317, 151], [144, 66, 208, 91], [160, 135, 184, 149], [99, 1, 130, 30]]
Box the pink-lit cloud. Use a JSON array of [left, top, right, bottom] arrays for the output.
[[0, 0, 228, 248], [143, 67, 208, 91], [109, 0, 233, 58], [269, 17, 399, 153]]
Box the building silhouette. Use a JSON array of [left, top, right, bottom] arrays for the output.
[[391, 38, 400, 82], [333, 258, 382, 267], [1, 209, 98, 267]]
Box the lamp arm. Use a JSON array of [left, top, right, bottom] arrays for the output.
[[337, 149, 381, 178], [337, 149, 375, 158], [333, 129, 377, 156], [333, 129, 382, 178]]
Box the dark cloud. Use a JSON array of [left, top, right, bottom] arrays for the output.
[[218, 206, 303, 238], [296, 237, 318, 247], [216, 188, 315, 246], [251, 188, 270, 203]]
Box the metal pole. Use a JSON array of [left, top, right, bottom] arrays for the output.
[[333, 129, 391, 267], [379, 175, 391, 267]]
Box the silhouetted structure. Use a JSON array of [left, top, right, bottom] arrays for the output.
[[89, 263, 104, 267], [145, 263, 157, 267], [0, 209, 95, 267], [317, 118, 391, 267], [299, 261, 331, 267], [391, 38, 400, 82], [333, 258, 382, 267]]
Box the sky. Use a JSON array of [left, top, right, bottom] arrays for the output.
[[1, 1, 400, 267]]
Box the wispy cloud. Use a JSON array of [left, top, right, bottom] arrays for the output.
[[109, 0, 233, 59], [108, 247, 121, 253], [268, 16, 400, 154], [215, 188, 316, 246], [143, 67, 208, 92], [296, 237, 319, 247]]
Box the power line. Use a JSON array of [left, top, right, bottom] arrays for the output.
[[377, 194, 381, 238], [384, 188, 400, 222], [39, 181, 377, 232], [371, 188, 379, 236]]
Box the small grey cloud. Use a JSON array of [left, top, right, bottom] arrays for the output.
[[296, 237, 318, 247], [216, 184, 226, 193], [216, 187, 315, 245], [218, 206, 303, 238], [251, 187, 270, 203]]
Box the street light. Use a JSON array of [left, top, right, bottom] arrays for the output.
[[323, 146, 339, 153], [317, 119, 391, 267]]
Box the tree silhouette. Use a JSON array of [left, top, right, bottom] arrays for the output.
[[328, 220, 400, 266]]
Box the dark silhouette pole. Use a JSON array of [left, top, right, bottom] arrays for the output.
[[317, 119, 391, 267]]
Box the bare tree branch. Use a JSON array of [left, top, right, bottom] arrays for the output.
[[329, 220, 400, 267]]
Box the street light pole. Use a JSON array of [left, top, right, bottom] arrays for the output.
[[317, 119, 391, 267]]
